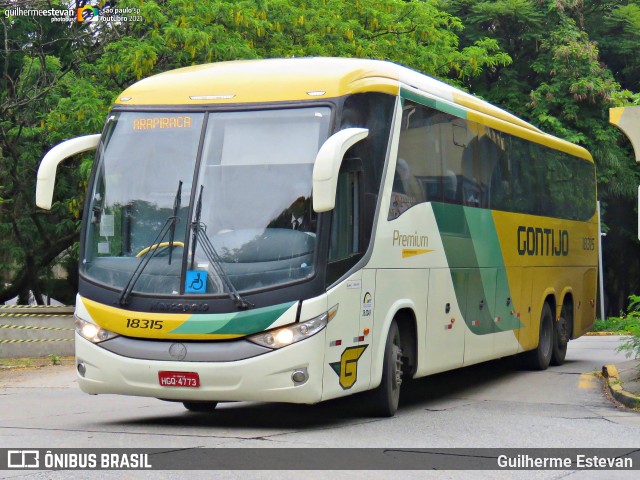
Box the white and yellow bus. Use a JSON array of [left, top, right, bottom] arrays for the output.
[[36, 58, 598, 416]]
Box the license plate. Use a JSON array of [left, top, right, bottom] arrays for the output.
[[158, 371, 200, 388]]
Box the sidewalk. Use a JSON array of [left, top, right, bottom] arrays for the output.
[[602, 359, 640, 410]]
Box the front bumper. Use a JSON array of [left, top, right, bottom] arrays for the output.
[[75, 330, 326, 404]]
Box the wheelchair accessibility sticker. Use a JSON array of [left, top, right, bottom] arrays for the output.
[[185, 270, 207, 293]]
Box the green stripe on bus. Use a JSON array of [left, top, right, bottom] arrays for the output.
[[432, 203, 521, 334], [400, 87, 468, 119], [169, 302, 296, 335]]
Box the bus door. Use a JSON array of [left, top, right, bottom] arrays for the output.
[[322, 162, 373, 399]]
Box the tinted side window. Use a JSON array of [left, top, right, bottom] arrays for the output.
[[485, 130, 511, 210], [387, 99, 596, 221], [341, 93, 395, 240], [388, 102, 435, 220], [508, 136, 539, 215], [501, 136, 596, 220], [539, 147, 596, 220]]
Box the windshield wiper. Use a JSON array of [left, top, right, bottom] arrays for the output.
[[167, 180, 183, 265], [118, 181, 183, 306], [190, 186, 254, 310]]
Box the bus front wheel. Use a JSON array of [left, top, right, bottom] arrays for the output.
[[183, 401, 218, 412], [368, 320, 403, 417], [523, 303, 553, 370]]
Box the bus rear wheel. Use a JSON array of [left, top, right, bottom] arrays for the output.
[[550, 309, 569, 366], [523, 302, 553, 370], [368, 320, 403, 417], [183, 401, 218, 412]]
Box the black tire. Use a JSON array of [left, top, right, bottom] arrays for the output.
[[368, 321, 403, 417], [523, 302, 553, 370], [550, 309, 569, 366], [183, 401, 218, 412]]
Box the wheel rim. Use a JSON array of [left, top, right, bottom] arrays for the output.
[[558, 317, 568, 346], [541, 317, 552, 355], [393, 344, 403, 390]]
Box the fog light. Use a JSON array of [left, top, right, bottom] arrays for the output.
[[77, 362, 86, 377], [291, 368, 308, 385]]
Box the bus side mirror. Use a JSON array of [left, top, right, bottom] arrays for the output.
[[36, 134, 101, 210], [312, 128, 368, 212]]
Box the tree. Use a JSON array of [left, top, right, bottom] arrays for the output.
[[579, 0, 640, 93], [0, 0, 511, 304], [95, 0, 510, 85], [445, 0, 640, 315], [0, 4, 114, 304]]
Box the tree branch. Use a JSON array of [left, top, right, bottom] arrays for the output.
[[0, 232, 77, 303]]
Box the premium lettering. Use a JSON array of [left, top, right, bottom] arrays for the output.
[[392, 230, 429, 248]]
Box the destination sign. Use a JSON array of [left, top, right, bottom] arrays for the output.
[[133, 116, 193, 130]]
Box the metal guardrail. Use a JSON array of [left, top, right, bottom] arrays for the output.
[[0, 306, 75, 358], [0, 305, 75, 316]]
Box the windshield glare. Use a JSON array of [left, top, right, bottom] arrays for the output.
[[81, 107, 331, 297]]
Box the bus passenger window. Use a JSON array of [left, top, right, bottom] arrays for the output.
[[327, 168, 362, 286], [388, 101, 436, 220], [389, 158, 424, 219]]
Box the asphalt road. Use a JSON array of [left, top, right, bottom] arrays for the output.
[[0, 335, 638, 479]]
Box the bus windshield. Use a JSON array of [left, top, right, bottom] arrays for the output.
[[81, 107, 332, 297]]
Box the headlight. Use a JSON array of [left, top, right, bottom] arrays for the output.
[[75, 316, 118, 343], [247, 306, 336, 349]]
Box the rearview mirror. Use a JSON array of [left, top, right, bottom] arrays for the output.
[[36, 134, 101, 209], [312, 128, 368, 212]]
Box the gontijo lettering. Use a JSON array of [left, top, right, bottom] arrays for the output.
[[517, 226, 569, 256], [133, 116, 192, 130]]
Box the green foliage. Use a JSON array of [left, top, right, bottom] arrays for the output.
[[48, 353, 62, 366], [612, 89, 640, 107], [526, 21, 640, 203], [593, 2, 640, 92], [616, 295, 640, 366], [594, 316, 636, 333], [528, 24, 617, 141], [0, 5, 115, 303], [96, 0, 511, 85]]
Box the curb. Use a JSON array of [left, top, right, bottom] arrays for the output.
[[585, 331, 629, 336], [602, 364, 640, 410]]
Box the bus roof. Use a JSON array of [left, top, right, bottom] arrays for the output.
[[116, 57, 592, 161]]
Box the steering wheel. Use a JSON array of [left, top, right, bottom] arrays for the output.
[[136, 241, 185, 257]]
